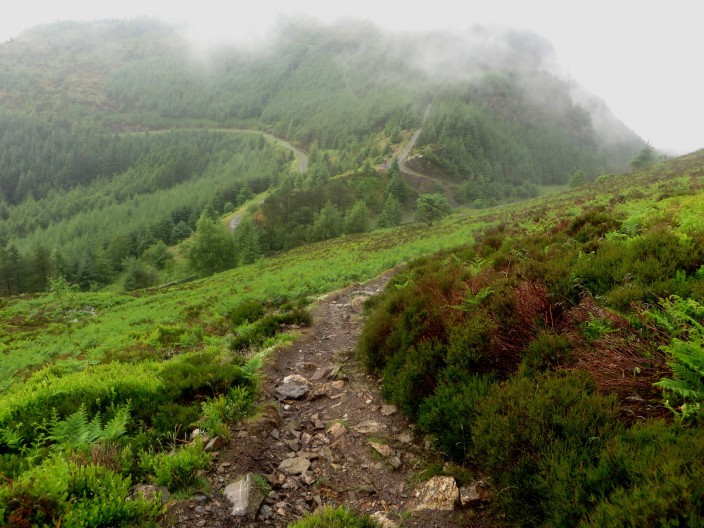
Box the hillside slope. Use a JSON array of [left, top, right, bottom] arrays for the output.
[[358, 149, 704, 526], [0, 143, 702, 525]]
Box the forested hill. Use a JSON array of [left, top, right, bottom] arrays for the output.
[[0, 19, 642, 155], [0, 18, 648, 294]]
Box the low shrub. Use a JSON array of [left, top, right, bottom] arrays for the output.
[[141, 441, 210, 492], [471, 371, 621, 524], [0, 457, 160, 527], [382, 339, 445, 419], [565, 206, 622, 244], [199, 386, 254, 438], [158, 348, 249, 402], [230, 299, 266, 326], [576, 421, 704, 527], [520, 332, 573, 375], [417, 372, 493, 462], [287, 506, 379, 528], [230, 307, 311, 351]]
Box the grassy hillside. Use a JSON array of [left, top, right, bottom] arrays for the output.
[[0, 144, 702, 524]]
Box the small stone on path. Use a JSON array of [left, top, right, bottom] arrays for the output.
[[411, 476, 460, 511], [369, 442, 393, 458], [353, 420, 387, 435], [278, 457, 311, 475], [327, 421, 347, 439], [274, 374, 310, 400], [381, 404, 398, 416]]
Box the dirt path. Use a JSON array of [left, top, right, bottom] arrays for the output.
[[165, 271, 488, 527]]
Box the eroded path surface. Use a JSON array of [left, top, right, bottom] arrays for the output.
[[166, 271, 489, 527]]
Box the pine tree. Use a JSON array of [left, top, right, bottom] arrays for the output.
[[630, 144, 657, 170], [0, 244, 24, 295], [344, 201, 371, 234], [385, 161, 410, 204], [237, 184, 254, 206], [187, 212, 238, 276], [415, 193, 451, 226], [569, 169, 587, 188], [29, 244, 53, 292], [377, 195, 403, 228], [312, 202, 343, 241], [235, 218, 262, 265]]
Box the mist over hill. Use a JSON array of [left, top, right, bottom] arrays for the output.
[[0, 17, 646, 293]]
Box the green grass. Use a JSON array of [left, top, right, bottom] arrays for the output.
[[288, 506, 379, 528], [3, 149, 704, 391], [0, 211, 489, 391]]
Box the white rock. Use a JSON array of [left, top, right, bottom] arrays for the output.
[[353, 420, 388, 435], [410, 476, 459, 511], [223, 473, 265, 517]]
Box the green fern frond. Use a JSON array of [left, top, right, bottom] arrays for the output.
[[48, 404, 131, 449], [101, 405, 130, 442], [653, 296, 704, 421]]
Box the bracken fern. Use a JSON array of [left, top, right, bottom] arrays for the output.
[[650, 296, 704, 421]]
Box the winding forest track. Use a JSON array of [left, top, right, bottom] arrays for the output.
[[209, 128, 308, 173], [397, 104, 457, 203]]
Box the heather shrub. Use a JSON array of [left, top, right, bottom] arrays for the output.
[[417, 371, 493, 462], [230, 299, 266, 326], [471, 371, 621, 523], [520, 332, 573, 375], [444, 316, 496, 372], [382, 339, 445, 419]]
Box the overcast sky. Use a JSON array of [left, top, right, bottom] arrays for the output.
[[2, 0, 702, 154]]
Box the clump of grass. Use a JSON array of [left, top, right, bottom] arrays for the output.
[[287, 506, 380, 528]]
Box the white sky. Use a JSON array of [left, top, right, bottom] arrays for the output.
[[2, 0, 702, 154]]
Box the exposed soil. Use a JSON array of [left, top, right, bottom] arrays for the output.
[[164, 270, 493, 527]]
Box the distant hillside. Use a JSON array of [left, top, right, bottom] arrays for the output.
[[0, 18, 643, 152], [0, 18, 648, 294]]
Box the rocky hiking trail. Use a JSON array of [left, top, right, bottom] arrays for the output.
[[165, 271, 493, 527]]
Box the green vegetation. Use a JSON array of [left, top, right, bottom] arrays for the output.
[[358, 150, 704, 525], [0, 16, 690, 527], [415, 74, 642, 205], [288, 506, 379, 528], [0, 19, 645, 296]]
